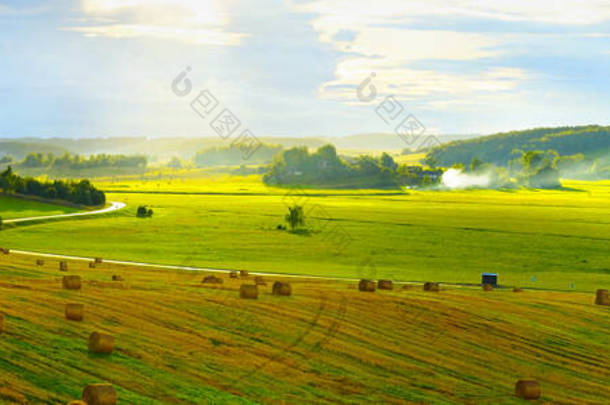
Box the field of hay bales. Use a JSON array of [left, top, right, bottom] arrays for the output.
[[0, 253, 608, 404]]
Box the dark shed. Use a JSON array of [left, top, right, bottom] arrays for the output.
[[482, 273, 498, 287]]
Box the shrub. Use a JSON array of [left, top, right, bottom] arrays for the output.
[[137, 206, 153, 218]]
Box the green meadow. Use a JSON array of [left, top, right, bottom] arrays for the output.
[[1, 176, 608, 293], [0, 195, 78, 220]]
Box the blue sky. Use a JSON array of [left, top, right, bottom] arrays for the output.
[[0, 0, 609, 138]]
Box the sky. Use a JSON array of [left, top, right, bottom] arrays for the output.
[[0, 0, 609, 139]]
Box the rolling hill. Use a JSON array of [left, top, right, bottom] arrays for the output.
[[426, 125, 610, 168]]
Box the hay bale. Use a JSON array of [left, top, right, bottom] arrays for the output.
[[94, 257, 103, 264], [423, 282, 439, 292], [483, 283, 493, 291], [254, 276, 266, 286], [1, 248, 9, 254], [36, 259, 45, 266], [0, 313, 4, 333], [68, 401, 88, 405], [513, 287, 523, 293], [272, 281, 292, 296], [378, 280, 393, 290], [88, 332, 114, 354], [111, 275, 124, 281], [515, 379, 541, 400], [60, 261, 68, 271], [239, 284, 258, 299], [62, 275, 82, 290], [202, 275, 223, 284], [358, 279, 375, 292], [82, 383, 117, 405], [240, 270, 249, 278], [89, 262, 96, 269], [65, 303, 84, 321], [229, 271, 238, 278], [401, 284, 413, 290], [595, 289, 610, 306]]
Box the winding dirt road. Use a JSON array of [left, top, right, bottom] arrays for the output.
[[3, 201, 126, 224]]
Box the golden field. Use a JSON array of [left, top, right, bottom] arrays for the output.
[[0, 252, 608, 404]]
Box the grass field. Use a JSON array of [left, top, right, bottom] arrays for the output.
[[0, 196, 78, 220], [0, 252, 608, 404], [0, 176, 608, 293]]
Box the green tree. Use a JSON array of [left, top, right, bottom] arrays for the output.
[[470, 157, 483, 172], [379, 152, 397, 171], [285, 205, 304, 231]]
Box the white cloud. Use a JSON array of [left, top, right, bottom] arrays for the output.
[[321, 58, 528, 103], [293, 0, 610, 26], [65, 0, 248, 46], [291, 0, 585, 107]]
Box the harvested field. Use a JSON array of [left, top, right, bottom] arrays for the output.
[[0, 253, 608, 404]]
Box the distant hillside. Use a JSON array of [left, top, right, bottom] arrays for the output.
[[326, 133, 477, 151], [426, 125, 610, 168], [0, 134, 476, 161]]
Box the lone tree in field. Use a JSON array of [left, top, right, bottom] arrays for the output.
[[285, 205, 304, 231], [136, 205, 153, 218]]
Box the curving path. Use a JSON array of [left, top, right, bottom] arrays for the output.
[[3, 201, 126, 224]]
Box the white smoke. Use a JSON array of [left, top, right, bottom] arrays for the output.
[[442, 168, 491, 189]]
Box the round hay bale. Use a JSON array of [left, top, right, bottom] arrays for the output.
[[595, 289, 610, 306], [239, 284, 258, 299], [68, 400, 88, 405], [36, 259, 45, 266], [272, 281, 292, 296], [254, 276, 266, 286], [229, 271, 238, 278], [88, 332, 114, 354], [358, 279, 375, 292], [62, 275, 82, 290], [515, 379, 541, 400], [60, 261, 68, 271], [94, 257, 103, 264], [89, 262, 96, 269], [111, 275, 124, 281], [240, 270, 249, 278], [65, 303, 84, 321], [513, 287, 523, 293], [0, 313, 4, 333], [82, 383, 117, 405], [482, 283, 493, 291], [378, 280, 393, 290], [1, 248, 9, 255], [202, 275, 223, 284], [423, 282, 439, 292]]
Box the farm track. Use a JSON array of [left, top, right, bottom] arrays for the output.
[[3, 249, 591, 294], [2, 201, 126, 224]]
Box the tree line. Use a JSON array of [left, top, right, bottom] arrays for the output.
[[193, 143, 283, 167], [0, 166, 105, 206], [263, 144, 443, 188], [14, 152, 147, 170]]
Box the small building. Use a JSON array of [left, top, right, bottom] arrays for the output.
[[482, 272, 498, 287]]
